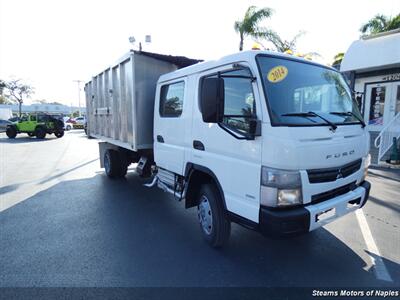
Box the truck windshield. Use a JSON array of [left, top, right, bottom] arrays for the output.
[[256, 55, 363, 127]]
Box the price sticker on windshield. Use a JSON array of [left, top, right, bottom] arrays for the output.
[[267, 66, 288, 83]]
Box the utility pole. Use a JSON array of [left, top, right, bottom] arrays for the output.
[[73, 80, 83, 116]]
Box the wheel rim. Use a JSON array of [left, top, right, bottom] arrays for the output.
[[104, 153, 111, 174], [198, 195, 213, 235]]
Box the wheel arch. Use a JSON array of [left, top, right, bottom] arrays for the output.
[[7, 124, 17, 131], [34, 124, 46, 131], [184, 163, 227, 210]]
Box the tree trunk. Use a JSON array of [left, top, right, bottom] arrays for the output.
[[19, 101, 22, 118], [239, 33, 244, 51]]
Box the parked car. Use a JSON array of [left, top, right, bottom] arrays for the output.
[[0, 119, 12, 132], [63, 117, 73, 131], [6, 112, 64, 139], [72, 116, 86, 129]]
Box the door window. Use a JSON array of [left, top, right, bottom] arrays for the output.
[[202, 69, 256, 134], [396, 85, 400, 114], [159, 81, 185, 117]]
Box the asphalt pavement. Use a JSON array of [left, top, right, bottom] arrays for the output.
[[0, 131, 399, 288]]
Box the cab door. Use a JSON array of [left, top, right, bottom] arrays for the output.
[[189, 65, 263, 222]]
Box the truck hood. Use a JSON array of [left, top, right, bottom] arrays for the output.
[[261, 123, 370, 170]]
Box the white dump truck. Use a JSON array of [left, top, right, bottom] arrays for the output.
[[85, 50, 371, 247]]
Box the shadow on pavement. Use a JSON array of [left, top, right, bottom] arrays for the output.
[[0, 136, 56, 143], [368, 195, 400, 214], [38, 158, 99, 185], [1, 172, 398, 287], [368, 167, 400, 183]]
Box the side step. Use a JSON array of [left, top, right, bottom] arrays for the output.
[[144, 169, 185, 201]]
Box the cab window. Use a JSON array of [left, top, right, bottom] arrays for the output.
[[159, 81, 185, 117]]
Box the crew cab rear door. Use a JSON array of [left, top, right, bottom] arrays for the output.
[[154, 78, 188, 174]]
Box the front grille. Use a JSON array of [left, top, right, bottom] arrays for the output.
[[307, 159, 362, 183], [311, 181, 357, 204]]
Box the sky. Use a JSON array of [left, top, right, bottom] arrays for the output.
[[0, 0, 399, 107]]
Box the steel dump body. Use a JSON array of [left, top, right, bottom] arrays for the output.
[[85, 51, 199, 151]]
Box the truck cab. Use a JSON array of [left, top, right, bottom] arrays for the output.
[[153, 51, 371, 246]]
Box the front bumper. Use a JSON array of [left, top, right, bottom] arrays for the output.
[[259, 180, 371, 237]]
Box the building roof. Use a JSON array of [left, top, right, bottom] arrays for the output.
[[340, 29, 400, 73]]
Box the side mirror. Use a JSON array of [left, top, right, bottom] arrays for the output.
[[200, 77, 224, 123]]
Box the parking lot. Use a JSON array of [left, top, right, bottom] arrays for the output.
[[0, 131, 399, 288]]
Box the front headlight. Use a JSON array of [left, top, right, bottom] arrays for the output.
[[261, 167, 303, 207]]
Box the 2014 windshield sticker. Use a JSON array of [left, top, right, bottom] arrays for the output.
[[267, 66, 288, 83]]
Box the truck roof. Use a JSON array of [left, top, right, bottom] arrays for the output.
[[88, 50, 203, 82], [158, 50, 333, 83]]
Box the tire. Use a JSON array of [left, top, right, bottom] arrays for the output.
[[27, 132, 35, 137], [35, 127, 46, 139], [55, 130, 64, 138], [104, 149, 127, 178], [66, 125, 71, 131], [6, 126, 17, 139], [197, 184, 231, 248]]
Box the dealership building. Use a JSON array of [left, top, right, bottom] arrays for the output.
[[0, 103, 86, 116], [341, 29, 400, 164]]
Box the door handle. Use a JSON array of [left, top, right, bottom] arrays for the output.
[[193, 140, 205, 151], [157, 135, 164, 143]]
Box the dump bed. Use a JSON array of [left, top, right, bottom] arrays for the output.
[[85, 50, 200, 151]]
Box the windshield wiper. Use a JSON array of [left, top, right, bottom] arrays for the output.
[[330, 111, 366, 128], [281, 111, 338, 131]]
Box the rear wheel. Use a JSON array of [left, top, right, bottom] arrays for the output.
[[55, 130, 64, 138], [66, 124, 71, 131], [35, 127, 46, 139], [104, 149, 127, 178], [197, 184, 231, 248], [6, 126, 17, 138]]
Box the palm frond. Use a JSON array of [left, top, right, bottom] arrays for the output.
[[234, 21, 242, 33]]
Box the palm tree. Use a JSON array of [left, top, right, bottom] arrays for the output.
[[360, 13, 400, 36], [332, 52, 345, 69], [264, 31, 305, 53], [234, 6, 273, 51]]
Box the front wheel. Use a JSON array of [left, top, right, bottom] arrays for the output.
[[27, 132, 35, 137], [197, 184, 231, 248], [6, 126, 17, 138], [55, 130, 64, 138]]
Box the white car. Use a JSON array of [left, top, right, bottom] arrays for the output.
[[63, 117, 73, 131]]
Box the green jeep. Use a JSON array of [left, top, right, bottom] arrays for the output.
[[6, 113, 65, 139]]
